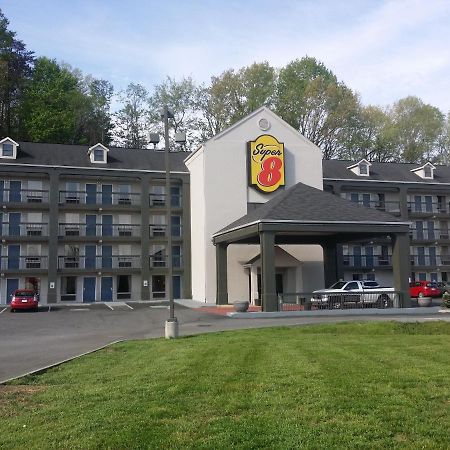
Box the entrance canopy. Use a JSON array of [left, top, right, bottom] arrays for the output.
[[212, 182, 411, 311]]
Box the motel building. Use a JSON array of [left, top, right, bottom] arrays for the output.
[[10, 106, 450, 310]]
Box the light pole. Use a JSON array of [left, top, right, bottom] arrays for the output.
[[161, 105, 178, 339]]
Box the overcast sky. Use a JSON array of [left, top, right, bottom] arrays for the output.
[[3, 0, 450, 113]]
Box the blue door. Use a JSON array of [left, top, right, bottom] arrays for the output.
[[8, 245, 20, 269], [0, 212, 2, 236], [83, 277, 96, 302], [350, 193, 359, 204], [85, 245, 96, 269], [102, 245, 112, 269], [0, 180, 4, 202], [414, 195, 422, 212], [101, 277, 113, 301], [86, 184, 97, 205], [429, 247, 437, 266], [425, 196, 433, 213], [9, 181, 21, 202], [353, 246, 362, 267], [102, 185, 112, 205], [362, 193, 371, 208], [417, 247, 425, 265], [427, 221, 435, 240], [86, 215, 97, 236], [6, 278, 19, 304], [416, 221, 423, 239], [9, 212, 21, 236], [173, 276, 181, 299], [102, 215, 113, 237]]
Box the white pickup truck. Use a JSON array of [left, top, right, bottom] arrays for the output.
[[311, 280, 396, 308]]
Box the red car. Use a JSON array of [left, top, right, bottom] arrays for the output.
[[9, 289, 39, 312], [409, 281, 441, 298]]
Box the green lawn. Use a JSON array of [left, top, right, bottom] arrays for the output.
[[2, 322, 450, 449]]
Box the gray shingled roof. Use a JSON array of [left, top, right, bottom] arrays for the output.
[[0, 142, 189, 172], [323, 159, 450, 183], [216, 182, 404, 235]]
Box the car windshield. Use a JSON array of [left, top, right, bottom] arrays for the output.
[[427, 283, 438, 288], [329, 281, 347, 289], [15, 290, 34, 297]]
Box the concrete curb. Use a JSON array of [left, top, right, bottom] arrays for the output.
[[0, 340, 124, 385], [228, 306, 444, 319]]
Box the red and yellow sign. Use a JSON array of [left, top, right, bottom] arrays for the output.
[[248, 135, 285, 193]]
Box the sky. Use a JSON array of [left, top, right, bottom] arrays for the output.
[[2, 0, 450, 113]]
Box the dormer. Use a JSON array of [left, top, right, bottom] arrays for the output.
[[411, 162, 435, 180], [347, 159, 372, 177], [0, 137, 19, 159], [88, 143, 109, 164]]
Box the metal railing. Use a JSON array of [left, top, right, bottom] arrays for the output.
[[149, 254, 183, 268], [58, 223, 140, 237], [350, 199, 401, 213], [343, 255, 392, 267], [0, 222, 49, 236], [149, 193, 182, 207], [0, 256, 48, 270], [409, 228, 450, 240], [149, 224, 183, 237], [410, 255, 439, 266], [58, 255, 141, 269], [407, 201, 450, 214], [0, 189, 49, 203], [279, 290, 402, 311], [59, 191, 141, 206]]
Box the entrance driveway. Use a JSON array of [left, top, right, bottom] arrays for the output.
[[1, 302, 449, 383]]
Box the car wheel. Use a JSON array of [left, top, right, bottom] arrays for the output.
[[418, 292, 424, 298], [10, 308, 14, 313]]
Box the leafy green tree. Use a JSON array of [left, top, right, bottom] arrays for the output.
[[148, 76, 199, 149], [0, 8, 34, 139], [389, 96, 445, 163], [113, 83, 149, 148], [198, 62, 276, 140], [275, 57, 361, 159], [22, 57, 88, 143]]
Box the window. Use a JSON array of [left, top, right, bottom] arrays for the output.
[[61, 277, 77, 301], [172, 245, 182, 267], [359, 164, 368, 175], [118, 185, 131, 205], [150, 185, 165, 206], [94, 148, 104, 162], [150, 245, 166, 267], [65, 182, 80, 204], [171, 216, 182, 237], [424, 166, 433, 178], [2, 143, 13, 156], [150, 215, 166, 237]]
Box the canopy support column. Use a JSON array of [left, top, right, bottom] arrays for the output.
[[260, 231, 277, 312], [322, 241, 340, 288], [391, 232, 411, 307]]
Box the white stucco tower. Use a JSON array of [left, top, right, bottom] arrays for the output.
[[184, 107, 325, 303]]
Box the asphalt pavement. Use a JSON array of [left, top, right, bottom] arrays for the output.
[[1, 301, 449, 383]]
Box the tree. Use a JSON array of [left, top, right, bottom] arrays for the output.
[[21, 57, 88, 144], [148, 76, 200, 149], [0, 9, 34, 139], [275, 57, 361, 159], [113, 83, 149, 148], [389, 96, 445, 163], [198, 62, 276, 140]]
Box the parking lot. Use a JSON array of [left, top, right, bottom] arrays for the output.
[[1, 301, 450, 383]]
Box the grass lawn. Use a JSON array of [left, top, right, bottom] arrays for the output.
[[2, 322, 450, 449]]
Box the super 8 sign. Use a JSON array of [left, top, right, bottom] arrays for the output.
[[248, 135, 285, 193]]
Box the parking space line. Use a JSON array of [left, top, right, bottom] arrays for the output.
[[105, 303, 114, 310], [124, 303, 133, 310], [0, 307, 6, 314]]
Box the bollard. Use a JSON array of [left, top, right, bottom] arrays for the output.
[[165, 318, 179, 339]]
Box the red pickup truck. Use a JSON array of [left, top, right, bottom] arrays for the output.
[[409, 281, 441, 298]]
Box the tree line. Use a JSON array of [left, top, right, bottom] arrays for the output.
[[1, 9, 449, 163]]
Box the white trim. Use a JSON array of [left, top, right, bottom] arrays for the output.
[[0, 162, 188, 175], [0, 137, 19, 146], [212, 219, 410, 237], [323, 177, 449, 186]]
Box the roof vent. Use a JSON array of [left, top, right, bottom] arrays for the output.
[[87, 143, 109, 164]]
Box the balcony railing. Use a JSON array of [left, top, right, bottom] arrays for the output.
[[0, 255, 48, 270], [343, 255, 392, 267], [149, 254, 183, 268], [58, 223, 140, 237], [149, 193, 182, 208], [149, 224, 183, 237], [58, 255, 141, 269], [410, 255, 439, 266], [407, 201, 450, 214], [349, 199, 400, 213], [59, 191, 141, 206], [0, 222, 49, 237], [0, 189, 49, 204], [409, 228, 450, 240]]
